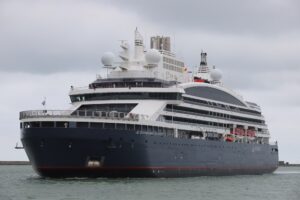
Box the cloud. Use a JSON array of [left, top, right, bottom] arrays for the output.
[[108, 0, 300, 36], [1, 0, 300, 83], [0, 0, 142, 73], [168, 31, 300, 90]]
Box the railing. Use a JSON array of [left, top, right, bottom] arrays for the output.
[[70, 86, 89, 91], [164, 109, 264, 126], [164, 119, 222, 131], [20, 110, 149, 121], [269, 141, 278, 145], [183, 99, 262, 117]]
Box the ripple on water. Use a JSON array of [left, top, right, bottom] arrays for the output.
[[0, 166, 300, 200]]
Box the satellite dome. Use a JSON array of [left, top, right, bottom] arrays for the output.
[[210, 68, 222, 81], [101, 52, 115, 66], [145, 49, 161, 64]]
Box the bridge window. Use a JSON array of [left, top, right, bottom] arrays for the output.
[[76, 104, 137, 113], [70, 92, 182, 102]]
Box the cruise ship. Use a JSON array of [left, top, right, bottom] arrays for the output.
[[20, 29, 279, 177]]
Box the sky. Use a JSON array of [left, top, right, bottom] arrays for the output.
[[0, 0, 299, 163]]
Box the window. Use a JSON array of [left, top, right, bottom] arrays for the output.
[[30, 121, 40, 128], [142, 125, 147, 132], [135, 125, 141, 131], [104, 123, 115, 129], [76, 104, 137, 114], [183, 96, 261, 116], [127, 124, 134, 130], [158, 127, 163, 133], [70, 92, 182, 102], [77, 122, 89, 128], [90, 123, 103, 128], [41, 121, 54, 128], [148, 126, 153, 132], [165, 104, 209, 115], [56, 122, 68, 128], [185, 86, 246, 107], [164, 116, 225, 127]]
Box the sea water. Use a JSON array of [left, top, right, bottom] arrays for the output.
[[0, 165, 299, 200]]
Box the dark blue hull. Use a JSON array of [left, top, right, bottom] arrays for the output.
[[21, 128, 278, 178]]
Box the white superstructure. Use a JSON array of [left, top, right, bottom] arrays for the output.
[[21, 29, 271, 144]]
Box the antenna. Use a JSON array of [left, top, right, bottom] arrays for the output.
[[144, 31, 147, 49], [134, 27, 144, 60], [41, 97, 46, 110], [173, 33, 175, 52]]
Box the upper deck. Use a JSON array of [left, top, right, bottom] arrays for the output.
[[89, 77, 177, 89], [19, 29, 272, 144]]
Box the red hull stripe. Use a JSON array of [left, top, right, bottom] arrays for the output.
[[37, 166, 277, 171]]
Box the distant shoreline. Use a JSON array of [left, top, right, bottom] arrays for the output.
[[278, 161, 300, 167], [279, 164, 300, 167], [0, 161, 30, 165]]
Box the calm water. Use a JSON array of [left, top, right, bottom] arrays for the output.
[[0, 166, 299, 200]]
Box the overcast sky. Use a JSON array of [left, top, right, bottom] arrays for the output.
[[0, 0, 299, 163]]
